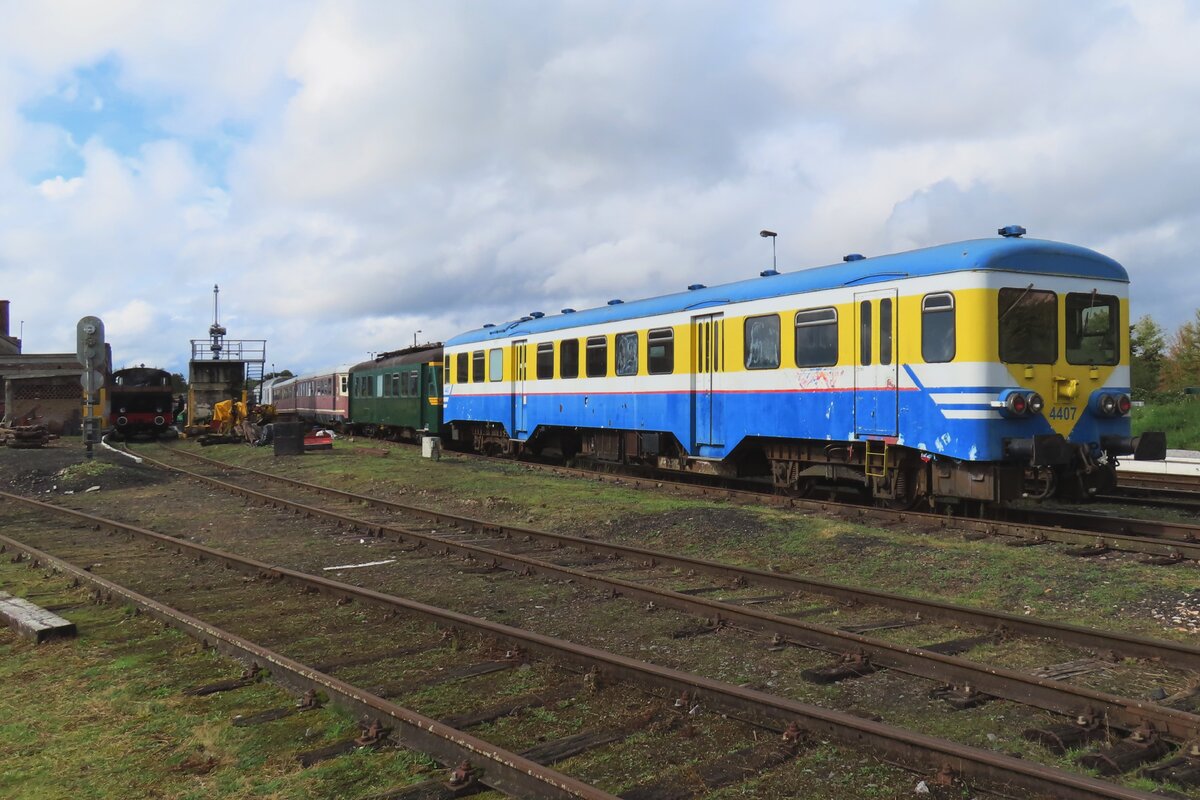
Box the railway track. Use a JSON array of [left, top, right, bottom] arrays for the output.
[[1, 485, 1187, 800], [111, 444, 1200, 788], [0, 531, 614, 800]]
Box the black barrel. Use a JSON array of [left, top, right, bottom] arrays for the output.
[[273, 421, 305, 456]]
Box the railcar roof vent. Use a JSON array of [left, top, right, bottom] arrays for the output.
[[688, 283, 706, 290], [561, 308, 576, 314], [760, 269, 779, 277], [519, 316, 533, 322], [998, 224, 1027, 238], [843, 253, 865, 262], [482, 323, 496, 328], [529, 311, 545, 318], [607, 299, 623, 305]]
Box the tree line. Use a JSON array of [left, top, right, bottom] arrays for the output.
[[1131, 312, 1200, 399]]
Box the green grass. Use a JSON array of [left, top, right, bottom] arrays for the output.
[[1132, 400, 1200, 450], [0, 563, 439, 799]]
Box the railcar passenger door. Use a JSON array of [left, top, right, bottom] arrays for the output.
[[512, 340, 528, 438], [854, 289, 898, 437], [691, 314, 724, 449]]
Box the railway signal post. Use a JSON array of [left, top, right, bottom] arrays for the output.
[[76, 316, 106, 459]]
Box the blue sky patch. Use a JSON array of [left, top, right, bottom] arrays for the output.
[[21, 53, 240, 187]]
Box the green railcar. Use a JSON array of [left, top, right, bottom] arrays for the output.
[[347, 344, 443, 440]]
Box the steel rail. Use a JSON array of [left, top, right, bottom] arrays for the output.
[[1005, 505, 1200, 545], [163, 443, 1200, 561], [116, 455, 1200, 741], [148, 447, 1200, 671], [0, 531, 617, 800], [0, 491, 1166, 800]]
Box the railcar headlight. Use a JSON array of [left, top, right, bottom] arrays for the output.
[[1099, 393, 1117, 416], [1027, 392, 1044, 415], [1006, 393, 1028, 416], [1117, 394, 1132, 416]]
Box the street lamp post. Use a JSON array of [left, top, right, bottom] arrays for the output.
[[759, 230, 777, 272]]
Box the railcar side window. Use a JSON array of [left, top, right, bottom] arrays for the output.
[[921, 293, 956, 363], [879, 298, 893, 366], [560, 340, 579, 379], [472, 350, 485, 383], [648, 328, 674, 374], [616, 333, 638, 376], [586, 336, 607, 377], [408, 371, 419, 396], [1066, 292, 1119, 366], [859, 301, 872, 366], [340, 376, 348, 394], [489, 348, 503, 382], [536, 343, 554, 379], [456, 353, 468, 383], [794, 308, 838, 367], [392, 373, 402, 397], [744, 314, 780, 370], [999, 287, 1057, 364]]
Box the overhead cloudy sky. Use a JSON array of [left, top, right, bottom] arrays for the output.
[[2, 1, 1198, 374]]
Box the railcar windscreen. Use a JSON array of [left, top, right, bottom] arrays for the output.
[[1065, 292, 1119, 366], [999, 287, 1057, 364]]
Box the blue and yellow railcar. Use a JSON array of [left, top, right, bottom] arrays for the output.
[[443, 227, 1164, 505], [347, 345, 443, 440]]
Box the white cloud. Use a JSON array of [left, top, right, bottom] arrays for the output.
[[37, 175, 83, 199], [2, 0, 1200, 377]]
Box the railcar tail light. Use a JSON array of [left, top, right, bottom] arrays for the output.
[[1117, 394, 1132, 416], [1027, 393, 1045, 415], [1006, 393, 1028, 416], [1099, 393, 1117, 416]]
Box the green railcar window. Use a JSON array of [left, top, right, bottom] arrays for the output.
[[408, 371, 419, 396]]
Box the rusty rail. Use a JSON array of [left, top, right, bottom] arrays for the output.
[[0, 530, 618, 800], [0, 491, 1166, 800], [167, 443, 1200, 561], [149, 446, 1200, 671]]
